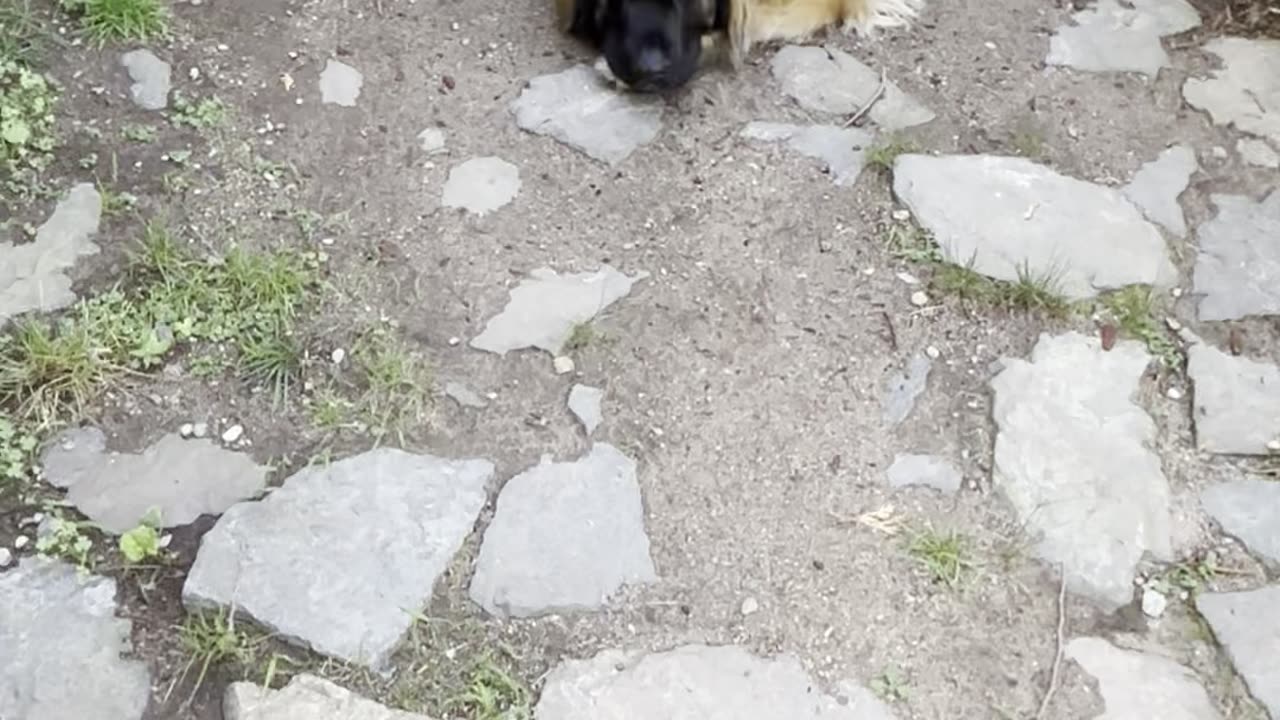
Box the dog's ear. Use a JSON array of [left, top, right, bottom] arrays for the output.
[[559, 0, 606, 41]]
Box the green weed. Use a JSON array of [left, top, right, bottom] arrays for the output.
[[350, 326, 432, 445], [1, 0, 60, 66], [169, 93, 226, 130], [36, 511, 95, 569], [1100, 285, 1182, 370], [448, 656, 533, 720], [907, 526, 974, 588], [62, 0, 169, 45], [563, 321, 596, 352], [1, 57, 58, 197], [176, 610, 256, 705], [865, 134, 918, 173], [930, 259, 1070, 316], [238, 324, 303, 406], [884, 221, 941, 263], [871, 667, 910, 703], [121, 123, 157, 143], [118, 508, 165, 564], [0, 414, 38, 491]]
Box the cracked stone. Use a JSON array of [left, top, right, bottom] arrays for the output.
[[883, 354, 932, 427], [1045, 0, 1201, 76], [536, 644, 896, 719], [770, 45, 935, 129], [1200, 477, 1280, 566], [224, 674, 430, 720], [1065, 637, 1222, 719], [1238, 138, 1279, 168], [319, 59, 363, 106], [739, 122, 875, 186], [0, 557, 151, 720], [991, 331, 1171, 609], [1121, 144, 1197, 238], [444, 381, 488, 409], [1183, 38, 1280, 145], [893, 154, 1176, 300], [1188, 342, 1280, 456], [567, 384, 604, 435], [440, 156, 521, 215], [183, 449, 493, 669], [512, 65, 663, 165], [120, 49, 171, 110], [886, 453, 962, 493], [470, 265, 648, 356], [1196, 585, 1280, 717], [39, 427, 269, 534], [1191, 190, 1280, 321], [0, 183, 103, 326], [469, 443, 656, 618]]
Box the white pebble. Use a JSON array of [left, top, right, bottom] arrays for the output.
[[448, 336, 461, 346], [553, 356, 575, 375], [0, 548, 12, 568], [896, 271, 920, 285], [1141, 588, 1168, 618], [192, 422, 209, 439], [1267, 439, 1280, 452], [13, 536, 29, 550], [180, 423, 195, 438], [891, 209, 910, 221], [925, 345, 941, 359], [910, 290, 930, 307], [740, 597, 760, 615], [1166, 387, 1184, 400], [221, 424, 245, 444], [331, 348, 346, 365]]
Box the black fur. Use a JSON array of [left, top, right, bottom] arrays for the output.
[[570, 0, 722, 92]]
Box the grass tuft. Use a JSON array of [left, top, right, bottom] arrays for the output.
[[350, 326, 433, 446], [865, 134, 918, 173], [1100, 285, 1182, 370], [62, 0, 169, 45], [448, 655, 533, 720], [907, 526, 974, 588]]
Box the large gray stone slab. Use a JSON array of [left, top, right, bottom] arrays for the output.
[[893, 154, 1176, 300], [0, 557, 151, 720], [1238, 138, 1279, 168], [886, 453, 962, 493], [470, 265, 648, 356], [319, 59, 363, 107], [1200, 478, 1280, 565], [1065, 637, 1222, 719], [469, 443, 656, 618], [120, 49, 171, 110], [40, 427, 269, 533], [769, 45, 935, 130], [991, 332, 1171, 609], [1187, 341, 1280, 455], [512, 65, 663, 165], [536, 644, 895, 719], [225, 674, 430, 720], [740, 122, 875, 186], [1121, 145, 1197, 238], [440, 156, 521, 216], [1196, 585, 1280, 717], [183, 448, 493, 670], [1045, 0, 1201, 76], [1183, 38, 1280, 145], [0, 183, 102, 326], [1191, 190, 1280, 322]]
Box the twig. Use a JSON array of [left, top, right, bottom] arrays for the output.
[[1036, 568, 1067, 720], [843, 68, 887, 128], [879, 310, 898, 351]]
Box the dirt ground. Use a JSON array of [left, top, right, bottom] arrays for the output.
[[2, 0, 1277, 718]]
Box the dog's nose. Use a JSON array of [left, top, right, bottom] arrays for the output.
[[636, 47, 669, 74]]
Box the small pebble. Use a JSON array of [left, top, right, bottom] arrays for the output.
[[891, 209, 910, 221], [740, 597, 760, 616], [553, 356, 575, 375], [192, 422, 209, 439], [925, 345, 941, 359], [1166, 387, 1184, 400], [221, 424, 245, 444], [0, 548, 11, 568], [1141, 588, 1168, 618], [1267, 439, 1280, 452], [448, 336, 461, 346], [180, 423, 195, 438], [331, 348, 346, 365], [896, 271, 920, 285], [910, 290, 930, 307], [13, 536, 29, 550]]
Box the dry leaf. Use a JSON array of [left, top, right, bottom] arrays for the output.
[[857, 505, 907, 536]]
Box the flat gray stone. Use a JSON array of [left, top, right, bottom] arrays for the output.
[[120, 49, 171, 110], [225, 674, 430, 720], [1187, 341, 1280, 455], [0, 183, 102, 326], [470, 265, 648, 356], [1121, 145, 1197, 238], [536, 644, 895, 720], [512, 65, 663, 165], [319, 59, 363, 107], [1065, 637, 1221, 719], [1045, 0, 1201, 76], [991, 331, 1171, 609], [769, 45, 935, 130], [568, 384, 604, 435], [1238, 138, 1279, 168], [886, 453, 962, 493], [0, 557, 151, 720], [1183, 38, 1280, 145], [1196, 585, 1280, 717], [183, 449, 493, 670], [1200, 478, 1280, 565], [1191, 190, 1280, 321], [740, 122, 875, 186], [883, 353, 932, 426], [469, 443, 656, 618], [893, 154, 1176, 300], [440, 156, 520, 216], [444, 381, 488, 409], [40, 427, 269, 533], [417, 128, 446, 154]]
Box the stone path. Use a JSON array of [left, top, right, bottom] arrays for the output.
[[2, 0, 1280, 718]]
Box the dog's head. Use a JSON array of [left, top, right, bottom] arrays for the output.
[[568, 0, 725, 92]]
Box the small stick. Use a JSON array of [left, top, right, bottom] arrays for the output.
[[880, 310, 898, 352], [843, 68, 887, 128], [1036, 568, 1068, 720]]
